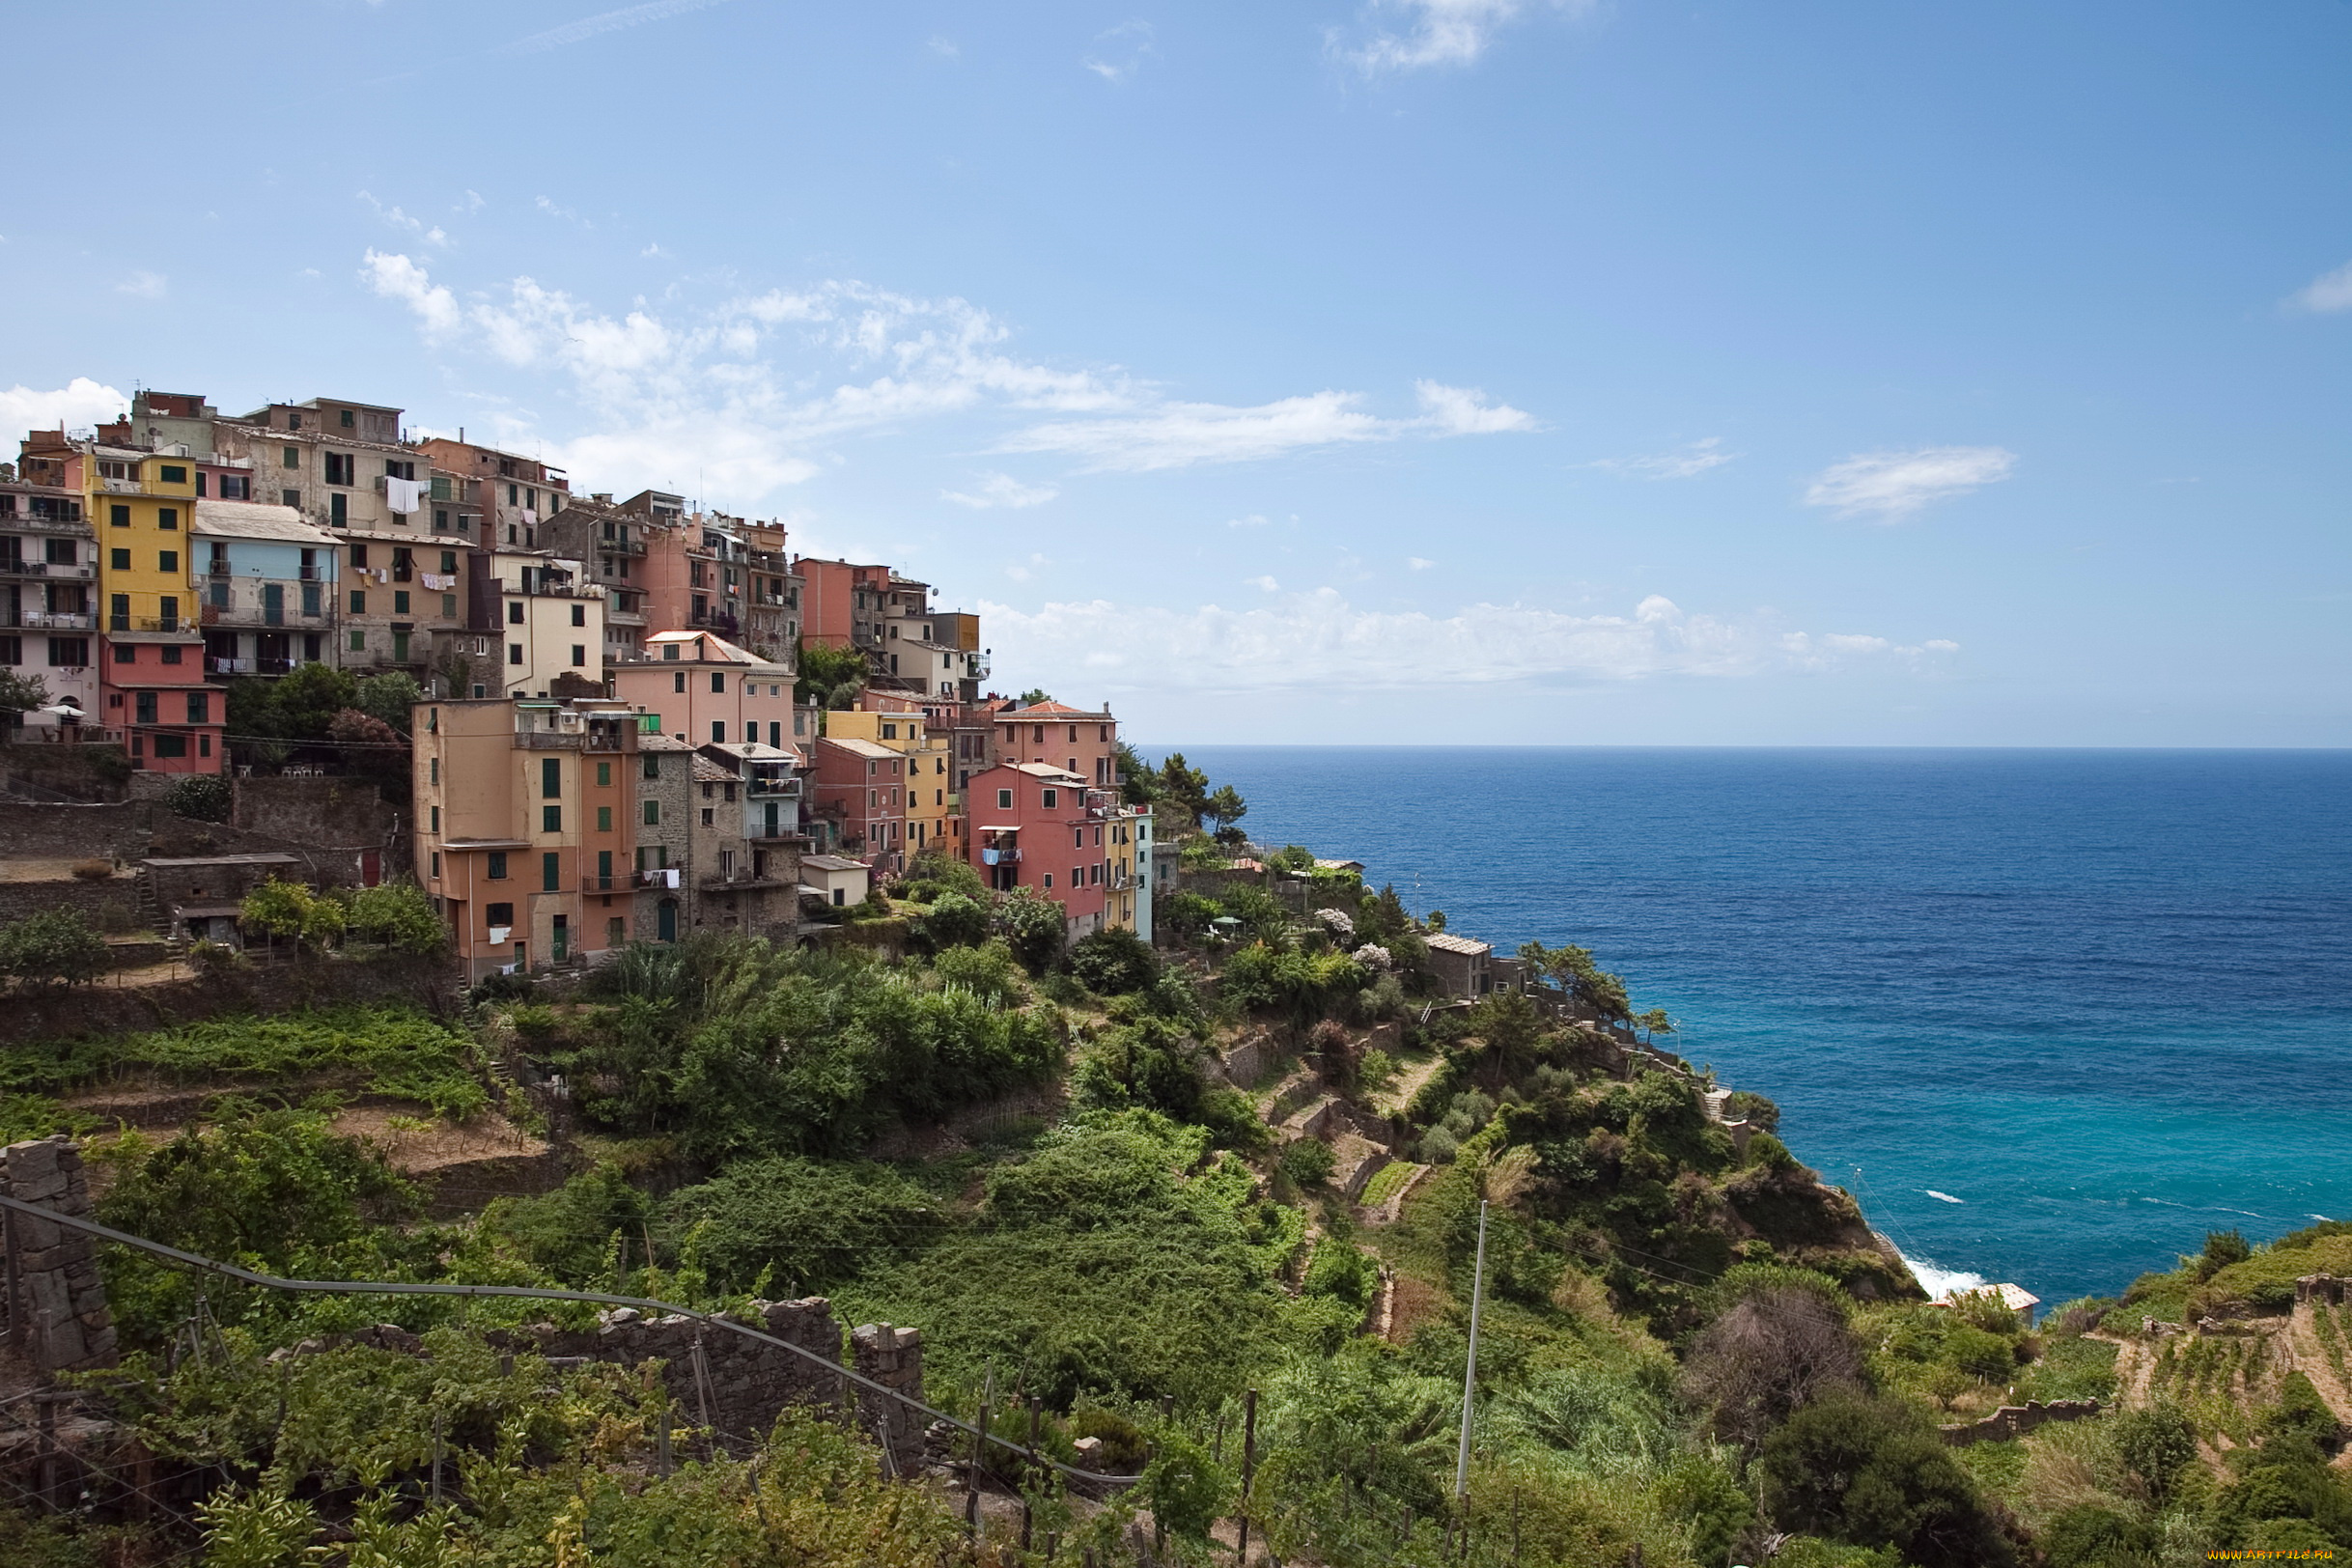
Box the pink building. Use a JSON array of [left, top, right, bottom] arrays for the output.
[[607, 630, 799, 750], [966, 761, 1116, 938], [991, 699, 1119, 789]]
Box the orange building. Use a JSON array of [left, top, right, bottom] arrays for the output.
[[413, 694, 642, 980]]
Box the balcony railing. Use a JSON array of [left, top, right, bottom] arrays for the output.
[[209, 657, 254, 674], [136, 617, 185, 632], [0, 560, 92, 578], [16, 610, 94, 630]]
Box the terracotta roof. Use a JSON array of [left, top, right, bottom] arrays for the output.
[[996, 700, 1108, 719], [819, 737, 898, 760], [691, 756, 735, 784]]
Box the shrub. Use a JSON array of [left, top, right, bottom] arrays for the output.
[[1724, 1089, 1781, 1133], [1681, 1285, 1867, 1449], [1755, 1392, 2015, 1568], [665, 1157, 938, 1295], [1067, 927, 1160, 994], [1302, 1237, 1378, 1307], [70, 858, 115, 881], [917, 891, 989, 950], [933, 938, 1023, 1006], [997, 888, 1067, 973], [1068, 1408, 1152, 1471], [1278, 1137, 1336, 1189], [166, 772, 234, 824], [0, 910, 110, 988], [1944, 1323, 2016, 1383]]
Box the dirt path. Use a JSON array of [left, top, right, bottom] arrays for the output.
[[2095, 1330, 2158, 1410]]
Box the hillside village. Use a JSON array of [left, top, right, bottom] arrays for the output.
[[0, 398, 2347, 1565]]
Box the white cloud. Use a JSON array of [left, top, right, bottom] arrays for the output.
[[360, 255, 1530, 502], [358, 191, 449, 245], [458, 190, 486, 212], [0, 378, 130, 436], [361, 249, 462, 337], [115, 271, 167, 299], [1339, 0, 1589, 74], [999, 380, 1532, 472], [983, 588, 1959, 694], [1805, 446, 2016, 519], [2291, 259, 2352, 313], [928, 34, 959, 57], [942, 471, 1058, 509], [501, 0, 740, 55], [1246, 575, 1280, 592], [1590, 436, 1736, 480], [1408, 556, 1435, 570], [1227, 514, 1273, 529], [1005, 553, 1049, 582], [1083, 19, 1155, 82]]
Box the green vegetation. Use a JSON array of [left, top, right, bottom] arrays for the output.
[[0, 909, 110, 989], [9, 875, 2346, 1567]]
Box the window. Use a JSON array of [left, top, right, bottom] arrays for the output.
[[1044, 874, 1054, 889], [340, 409, 355, 429], [488, 853, 508, 880], [509, 643, 522, 665], [46, 637, 88, 666], [282, 446, 300, 468], [431, 805, 440, 833], [282, 490, 300, 508], [153, 734, 186, 759], [711, 721, 725, 743], [384, 459, 413, 480], [157, 508, 178, 530], [110, 505, 129, 528], [996, 788, 1013, 810], [642, 799, 660, 825], [542, 758, 561, 798], [324, 453, 354, 486], [571, 645, 586, 666], [1074, 827, 1084, 849], [430, 852, 440, 879], [597, 806, 612, 832], [571, 603, 585, 627], [330, 493, 346, 525], [710, 673, 724, 693], [43, 539, 73, 567], [596, 761, 611, 787], [1042, 788, 1057, 809], [672, 671, 686, 693], [487, 902, 513, 930], [158, 550, 178, 573], [542, 805, 562, 832], [442, 594, 457, 618], [111, 547, 130, 570], [393, 591, 410, 614], [701, 808, 715, 827], [161, 643, 182, 664], [0, 636, 15, 665], [882, 722, 897, 740], [430, 757, 440, 784], [303, 584, 322, 617], [642, 755, 659, 780], [159, 464, 187, 484], [135, 692, 157, 724], [185, 691, 209, 724], [351, 544, 370, 569], [350, 630, 366, 652], [439, 551, 458, 574], [350, 590, 366, 614]]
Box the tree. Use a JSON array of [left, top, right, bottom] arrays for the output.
[[343, 882, 445, 953], [0, 910, 109, 989], [351, 671, 423, 732], [1114, 740, 1159, 804], [1519, 938, 1634, 1022], [0, 668, 49, 719], [1637, 1006, 1675, 1041], [996, 887, 1067, 973], [240, 879, 346, 952], [793, 639, 869, 708], [1680, 1284, 1868, 1449], [1156, 753, 1210, 828], [1755, 1393, 2014, 1568], [1205, 785, 1248, 845], [917, 892, 990, 950], [1017, 687, 1053, 705]]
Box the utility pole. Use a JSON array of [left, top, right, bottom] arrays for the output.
[[1455, 1200, 1490, 1541]]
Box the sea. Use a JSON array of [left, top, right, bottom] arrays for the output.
[[1149, 747, 2352, 1308]]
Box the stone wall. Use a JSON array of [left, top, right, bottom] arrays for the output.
[[0, 1137, 119, 1377], [0, 802, 147, 863], [0, 875, 142, 932], [232, 777, 404, 870], [521, 1300, 927, 1470], [1218, 1030, 1281, 1089], [1939, 1398, 2100, 1447], [2297, 1274, 2348, 1306]]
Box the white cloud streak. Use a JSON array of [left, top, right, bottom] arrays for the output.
[[1082, 19, 1155, 82], [500, 0, 739, 55], [0, 378, 130, 435], [983, 588, 1959, 694], [1590, 436, 1736, 480], [942, 471, 1058, 509], [1805, 446, 2016, 519], [115, 270, 167, 299], [361, 251, 1533, 499], [998, 379, 1533, 471], [1339, 0, 1590, 74], [2291, 259, 2352, 313]]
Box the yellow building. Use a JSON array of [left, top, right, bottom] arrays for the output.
[[88, 445, 200, 639], [826, 705, 957, 862]]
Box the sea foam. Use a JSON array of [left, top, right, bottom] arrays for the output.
[[1902, 1254, 1987, 1301]]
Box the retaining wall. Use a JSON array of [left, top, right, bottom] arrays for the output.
[[1939, 1398, 2101, 1447], [0, 1136, 119, 1377]]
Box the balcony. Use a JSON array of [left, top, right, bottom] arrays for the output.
[[16, 609, 94, 630], [0, 560, 93, 579], [208, 656, 255, 674], [637, 867, 682, 888], [136, 617, 185, 632]]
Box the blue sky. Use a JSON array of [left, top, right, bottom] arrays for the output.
[[5, 0, 2348, 745]]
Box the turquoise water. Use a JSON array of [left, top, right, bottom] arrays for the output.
[[1153, 747, 2352, 1306]]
